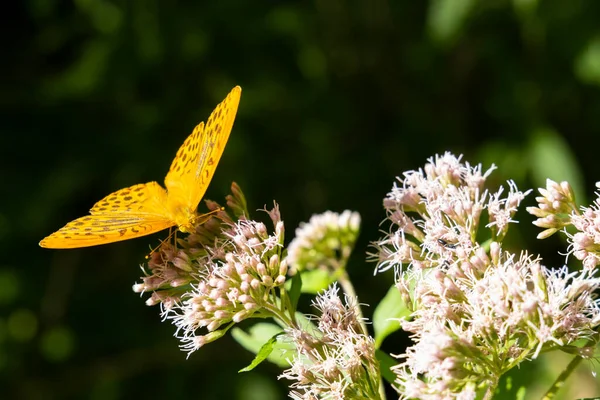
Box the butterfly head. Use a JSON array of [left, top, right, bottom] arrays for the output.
[[178, 223, 193, 234], [176, 207, 225, 234], [173, 212, 197, 234]]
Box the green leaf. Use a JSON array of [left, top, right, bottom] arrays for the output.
[[231, 323, 293, 368], [427, 0, 476, 47], [373, 285, 411, 349], [528, 127, 585, 205], [575, 35, 600, 87], [238, 331, 285, 372], [294, 311, 315, 332], [288, 272, 302, 309], [299, 269, 334, 294], [376, 349, 397, 385], [496, 361, 536, 399], [515, 387, 527, 400]]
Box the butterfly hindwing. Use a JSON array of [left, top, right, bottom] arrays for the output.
[[39, 214, 175, 248], [40, 182, 174, 248]]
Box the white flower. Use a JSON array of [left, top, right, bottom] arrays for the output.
[[288, 210, 361, 274], [280, 285, 380, 400], [162, 216, 288, 356]]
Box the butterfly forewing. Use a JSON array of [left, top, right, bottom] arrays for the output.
[[39, 214, 175, 248], [164, 86, 241, 211], [90, 182, 168, 215], [163, 122, 205, 209]]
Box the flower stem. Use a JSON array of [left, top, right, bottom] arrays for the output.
[[541, 354, 583, 399], [262, 301, 294, 329], [337, 269, 386, 400], [337, 270, 368, 335], [483, 377, 499, 400]]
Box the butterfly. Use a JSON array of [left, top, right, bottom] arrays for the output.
[[40, 86, 241, 249]]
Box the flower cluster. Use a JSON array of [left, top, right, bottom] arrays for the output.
[[395, 252, 600, 398], [527, 179, 576, 239], [167, 210, 288, 354], [529, 179, 600, 270], [373, 152, 517, 274], [280, 284, 381, 400], [129, 156, 600, 399], [132, 185, 246, 309], [134, 184, 292, 354], [374, 153, 600, 399], [287, 210, 361, 274]]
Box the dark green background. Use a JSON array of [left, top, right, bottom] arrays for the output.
[[2, 1, 600, 399]]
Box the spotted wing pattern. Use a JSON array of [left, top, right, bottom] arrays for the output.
[[39, 86, 241, 249], [164, 86, 241, 212], [38, 214, 176, 248], [40, 183, 174, 248]]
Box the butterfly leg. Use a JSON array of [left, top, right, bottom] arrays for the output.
[[145, 227, 178, 259]]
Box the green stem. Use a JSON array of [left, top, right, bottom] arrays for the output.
[[262, 301, 294, 329], [483, 376, 499, 400], [337, 270, 368, 335], [277, 285, 297, 326], [337, 269, 386, 400], [541, 354, 582, 399], [541, 330, 599, 400]]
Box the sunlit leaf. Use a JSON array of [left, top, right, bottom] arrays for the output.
[[373, 285, 411, 349], [528, 127, 585, 204], [299, 269, 334, 294], [427, 0, 476, 46], [575, 36, 600, 86], [231, 323, 293, 368], [238, 332, 285, 372]]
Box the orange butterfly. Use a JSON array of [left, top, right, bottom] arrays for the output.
[[40, 86, 241, 249]]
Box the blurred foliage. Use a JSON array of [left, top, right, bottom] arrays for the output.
[[2, 0, 600, 398]]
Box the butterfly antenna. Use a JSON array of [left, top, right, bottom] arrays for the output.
[[194, 206, 226, 227], [145, 228, 177, 260]]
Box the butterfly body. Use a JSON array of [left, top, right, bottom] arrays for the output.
[[40, 86, 241, 249]]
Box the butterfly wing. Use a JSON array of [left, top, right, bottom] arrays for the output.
[[40, 86, 241, 249], [164, 86, 241, 211], [40, 182, 175, 248]]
